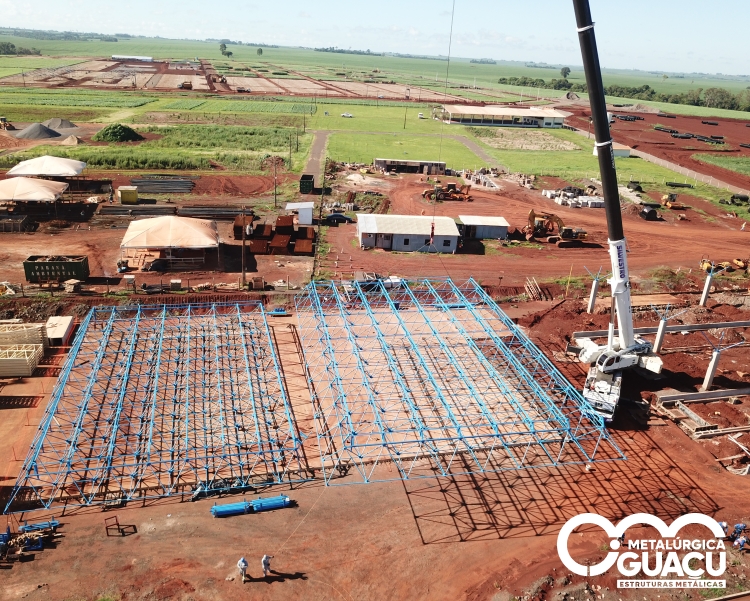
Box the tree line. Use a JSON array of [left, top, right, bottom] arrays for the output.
[[0, 42, 41, 55], [497, 76, 750, 111]]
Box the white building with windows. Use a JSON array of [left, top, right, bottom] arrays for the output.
[[356, 214, 459, 253]]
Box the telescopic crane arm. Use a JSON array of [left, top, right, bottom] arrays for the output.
[[571, 0, 662, 422], [572, 0, 634, 351]]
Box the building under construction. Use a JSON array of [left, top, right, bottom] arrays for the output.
[[5, 279, 622, 513]]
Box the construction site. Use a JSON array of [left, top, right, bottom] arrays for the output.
[[2, 3, 750, 601]]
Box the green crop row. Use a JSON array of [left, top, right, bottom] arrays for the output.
[[0, 146, 210, 170], [198, 100, 316, 114], [162, 99, 207, 110], [141, 124, 310, 151], [0, 93, 156, 108]]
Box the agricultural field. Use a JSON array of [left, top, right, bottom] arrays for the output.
[[0, 88, 160, 108], [327, 132, 486, 169], [0, 56, 84, 75], [0, 122, 312, 172]]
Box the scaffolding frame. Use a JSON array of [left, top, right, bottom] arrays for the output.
[[5, 302, 306, 512], [295, 277, 624, 484]]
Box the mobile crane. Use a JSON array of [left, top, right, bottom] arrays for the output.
[[571, 0, 662, 422]]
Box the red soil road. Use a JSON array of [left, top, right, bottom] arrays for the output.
[[562, 106, 750, 190], [323, 173, 750, 285]]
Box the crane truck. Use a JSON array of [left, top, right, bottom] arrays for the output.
[[571, 0, 663, 422]]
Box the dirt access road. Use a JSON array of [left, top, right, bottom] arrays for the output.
[[322, 172, 750, 285]]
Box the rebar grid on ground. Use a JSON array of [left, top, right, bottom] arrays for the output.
[[295, 277, 624, 484], [5, 302, 305, 513]]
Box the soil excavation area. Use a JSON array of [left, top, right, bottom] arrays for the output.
[[322, 172, 750, 285], [563, 107, 750, 190]]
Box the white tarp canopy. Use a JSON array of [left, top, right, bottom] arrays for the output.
[[120, 216, 220, 250], [0, 177, 69, 202], [7, 155, 87, 177]]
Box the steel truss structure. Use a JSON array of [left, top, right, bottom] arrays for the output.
[[295, 277, 624, 484], [6, 302, 305, 512]]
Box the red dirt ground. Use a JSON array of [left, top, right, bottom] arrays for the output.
[[2, 297, 750, 600], [321, 172, 750, 285], [562, 107, 750, 190]]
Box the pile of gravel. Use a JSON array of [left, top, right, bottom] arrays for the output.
[[42, 118, 77, 129], [14, 123, 61, 140]]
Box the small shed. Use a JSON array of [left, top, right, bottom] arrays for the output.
[[45, 316, 75, 347], [593, 142, 631, 158], [285, 202, 314, 226], [458, 215, 509, 240]]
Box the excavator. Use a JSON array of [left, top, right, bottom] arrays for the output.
[[572, 0, 663, 423], [422, 183, 473, 202], [661, 193, 687, 210], [523, 209, 588, 247]]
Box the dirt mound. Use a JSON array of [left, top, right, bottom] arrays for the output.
[[14, 123, 61, 140], [42, 118, 77, 129], [61, 135, 83, 146]]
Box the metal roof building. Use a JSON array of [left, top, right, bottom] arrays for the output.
[[356, 214, 459, 253], [436, 105, 571, 128], [458, 215, 510, 240], [373, 158, 446, 175]]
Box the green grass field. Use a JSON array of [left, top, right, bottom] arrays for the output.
[[693, 154, 750, 177], [327, 132, 486, 169], [0, 56, 84, 74]]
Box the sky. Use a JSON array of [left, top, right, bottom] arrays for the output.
[[2, 0, 748, 75]]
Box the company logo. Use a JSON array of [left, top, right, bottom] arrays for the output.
[[557, 513, 726, 589], [616, 244, 626, 279]]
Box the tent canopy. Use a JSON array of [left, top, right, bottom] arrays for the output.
[[0, 177, 69, 202], [121, 216, 220, 250], [7, 155, 87, 177]]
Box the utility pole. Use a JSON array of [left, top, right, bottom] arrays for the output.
[[241, 205, 246, 287], [403, 106, 407, 129], [296, 128, 299, 152]]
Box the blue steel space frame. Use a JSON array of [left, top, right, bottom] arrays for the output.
[[295, 277, 624, 485], [5, 301, 305, 513]]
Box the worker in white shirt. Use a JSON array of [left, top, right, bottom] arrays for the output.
[[237, 557, 248, 582], [261, 554, 274, 577]]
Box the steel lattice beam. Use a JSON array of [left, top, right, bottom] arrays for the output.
[[295, 277, 624, 485], [5, 302, 306, 513]]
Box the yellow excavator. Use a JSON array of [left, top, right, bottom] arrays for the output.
[[523, 210, 588, 247], [422, 183, 473, 202], [700, 257, 735, 273], [661, 193, 687, 210]]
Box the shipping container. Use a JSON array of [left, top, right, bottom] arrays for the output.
[[24, 255, 90, 283]]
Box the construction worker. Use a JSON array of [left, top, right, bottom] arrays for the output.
[[730, 523, 747, 541], [261, 554, 274, 577], [237, 557, 248, 582], [734, 536, 748, 551], [719, 521, 729, 537]]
